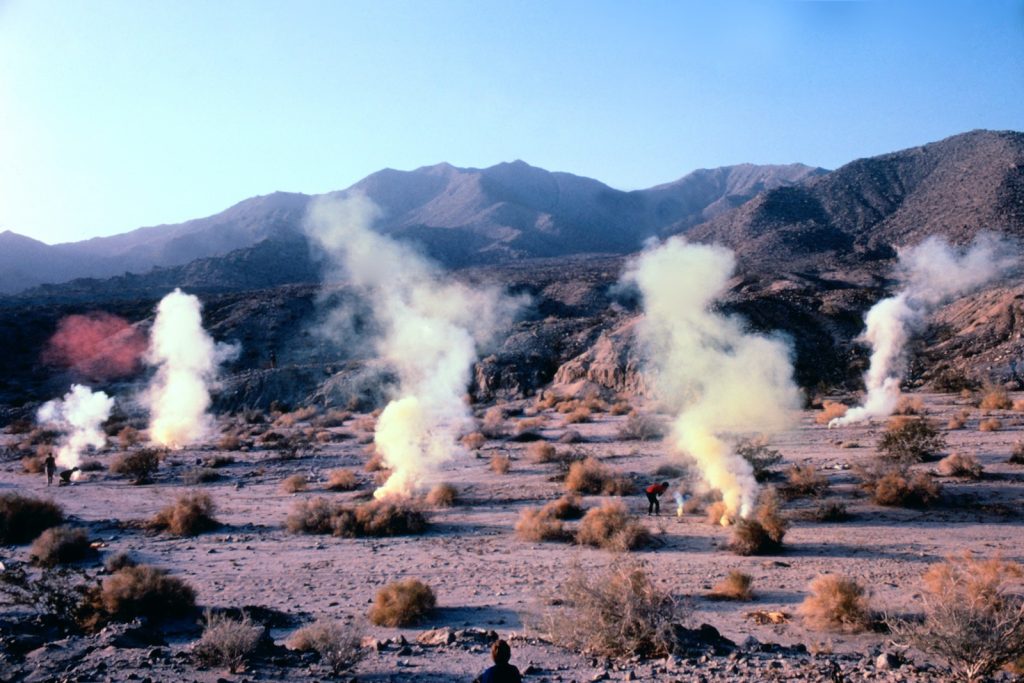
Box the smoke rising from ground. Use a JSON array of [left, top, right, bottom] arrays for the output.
[[144, 289, 237, 448], [36, 384, 114, 469], [42, 312, 147, 380], [625, 237, 801, 522], [305, 194, 519, 499], [831, 235, 1020, 427]]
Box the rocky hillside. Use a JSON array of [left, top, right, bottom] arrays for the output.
[[0, 162, 820, 293], [2, 130, 1023, 418], [690, 129, 1024, 272]]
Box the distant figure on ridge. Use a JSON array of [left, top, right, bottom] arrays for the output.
[[473, 639, 522, 683], [58, 467, 79, 486], [645, 481, 670, 516], [44, 453, 57, 486]]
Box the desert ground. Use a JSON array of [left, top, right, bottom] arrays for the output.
[[3, 391, 1024, 682]]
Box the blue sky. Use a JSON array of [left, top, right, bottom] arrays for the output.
[[1, 0, 1022, 244]]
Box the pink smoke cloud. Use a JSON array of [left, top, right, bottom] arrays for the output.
[[42, 312, 148, 380]]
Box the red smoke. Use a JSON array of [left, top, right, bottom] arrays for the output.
[[42, 312, 148, 380]]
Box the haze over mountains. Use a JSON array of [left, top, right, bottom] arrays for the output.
[[0, 160, 823, 294]]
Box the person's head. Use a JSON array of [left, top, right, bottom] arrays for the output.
[[661, 481, 669, 489], [491, 639, 511, 665]]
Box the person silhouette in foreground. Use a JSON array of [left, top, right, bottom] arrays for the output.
[[473, 639, 522, 683], [645, 481, 670, 515], [44, 454, 57, 486]]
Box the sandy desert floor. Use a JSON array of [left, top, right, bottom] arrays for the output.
[[3, 391, 1024, 682]]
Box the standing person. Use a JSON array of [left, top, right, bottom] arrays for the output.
[[473, 639, 522, 683], [645, 481, 669, 516], [44, 453, 57, 486]]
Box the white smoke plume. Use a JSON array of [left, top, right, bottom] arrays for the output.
[[36, 384, 114, 469], [144, 288, 237, 448], [625, 237, 801, 522], [305, 194, 519, 499], [831, 234, 1019, 427]]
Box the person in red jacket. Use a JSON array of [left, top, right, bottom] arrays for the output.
[[645, 481, 670, 515]]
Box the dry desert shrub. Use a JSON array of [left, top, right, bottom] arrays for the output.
[[617, 411, 664, 441], [808, 501, 850, 522], [654, 463, 687, 479], [937, 452, 983, 479], [515, 506, 570, 542], [481, 406, 507, 438], [316, 409, 351, 428], [490, 454, 511, 474], [706, 500, 728, 526], [979, 417, 1002, 432], [609, 400, 632, 416], [104, 551, 137, 572], [564, 406, 592, 424], [545, 560, 684, 658], [1014, 399, 1024, 412], [368, 578, 436, 627], [559, 429, 583, 444], [515, 416, 546, 434], [109, 448, 161, 484], [1010, 441, 1024, 465], [576, 501, 650, 551], [730, 490, 788, 556], [286, 617, 363, 673], [877, 418, 946, 463], [815, 400, 848, 425], [527, 441, 557, 463], [425, 483, 458, 507], [781, 464, 829, 499], [894, 395, 925, 416], [117, 426, 140, 449], [325, 469, 359, 491], [275, 406, 319, 428], [535, 392, 558, 410], [947, 409, 970, 430], [888, 554, 1024, 683], [979, 387, 1013, 410], [21, 453, 45, 474], [352, 415, 377, 433], [286, 498, 427, 537], [707, 571, 753, 601], [285, 497, 337, 534], [858, 463, 941, 507], [204, 454, 235, 468], [217, 432, 244, 451], [0, 493, 64, 544], [78, 458, 105, 472], [799, 574, 872, 632], [281, 474, 308, 493], [30, 526, 93, 567], [98, 564, 196, 622], [193, 609, 264, 673], [564, 457, 634, 495], [735, 438, 783, 481], [364, 449, 386, 472], [182, 467, 221, 485], [555, 399, 579, 414], [461, 431, 486, 450], [151, 492, 219, 536], [545, 493, 585, 520]]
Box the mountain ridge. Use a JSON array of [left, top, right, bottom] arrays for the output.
[[0, 160, 823, 293]]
